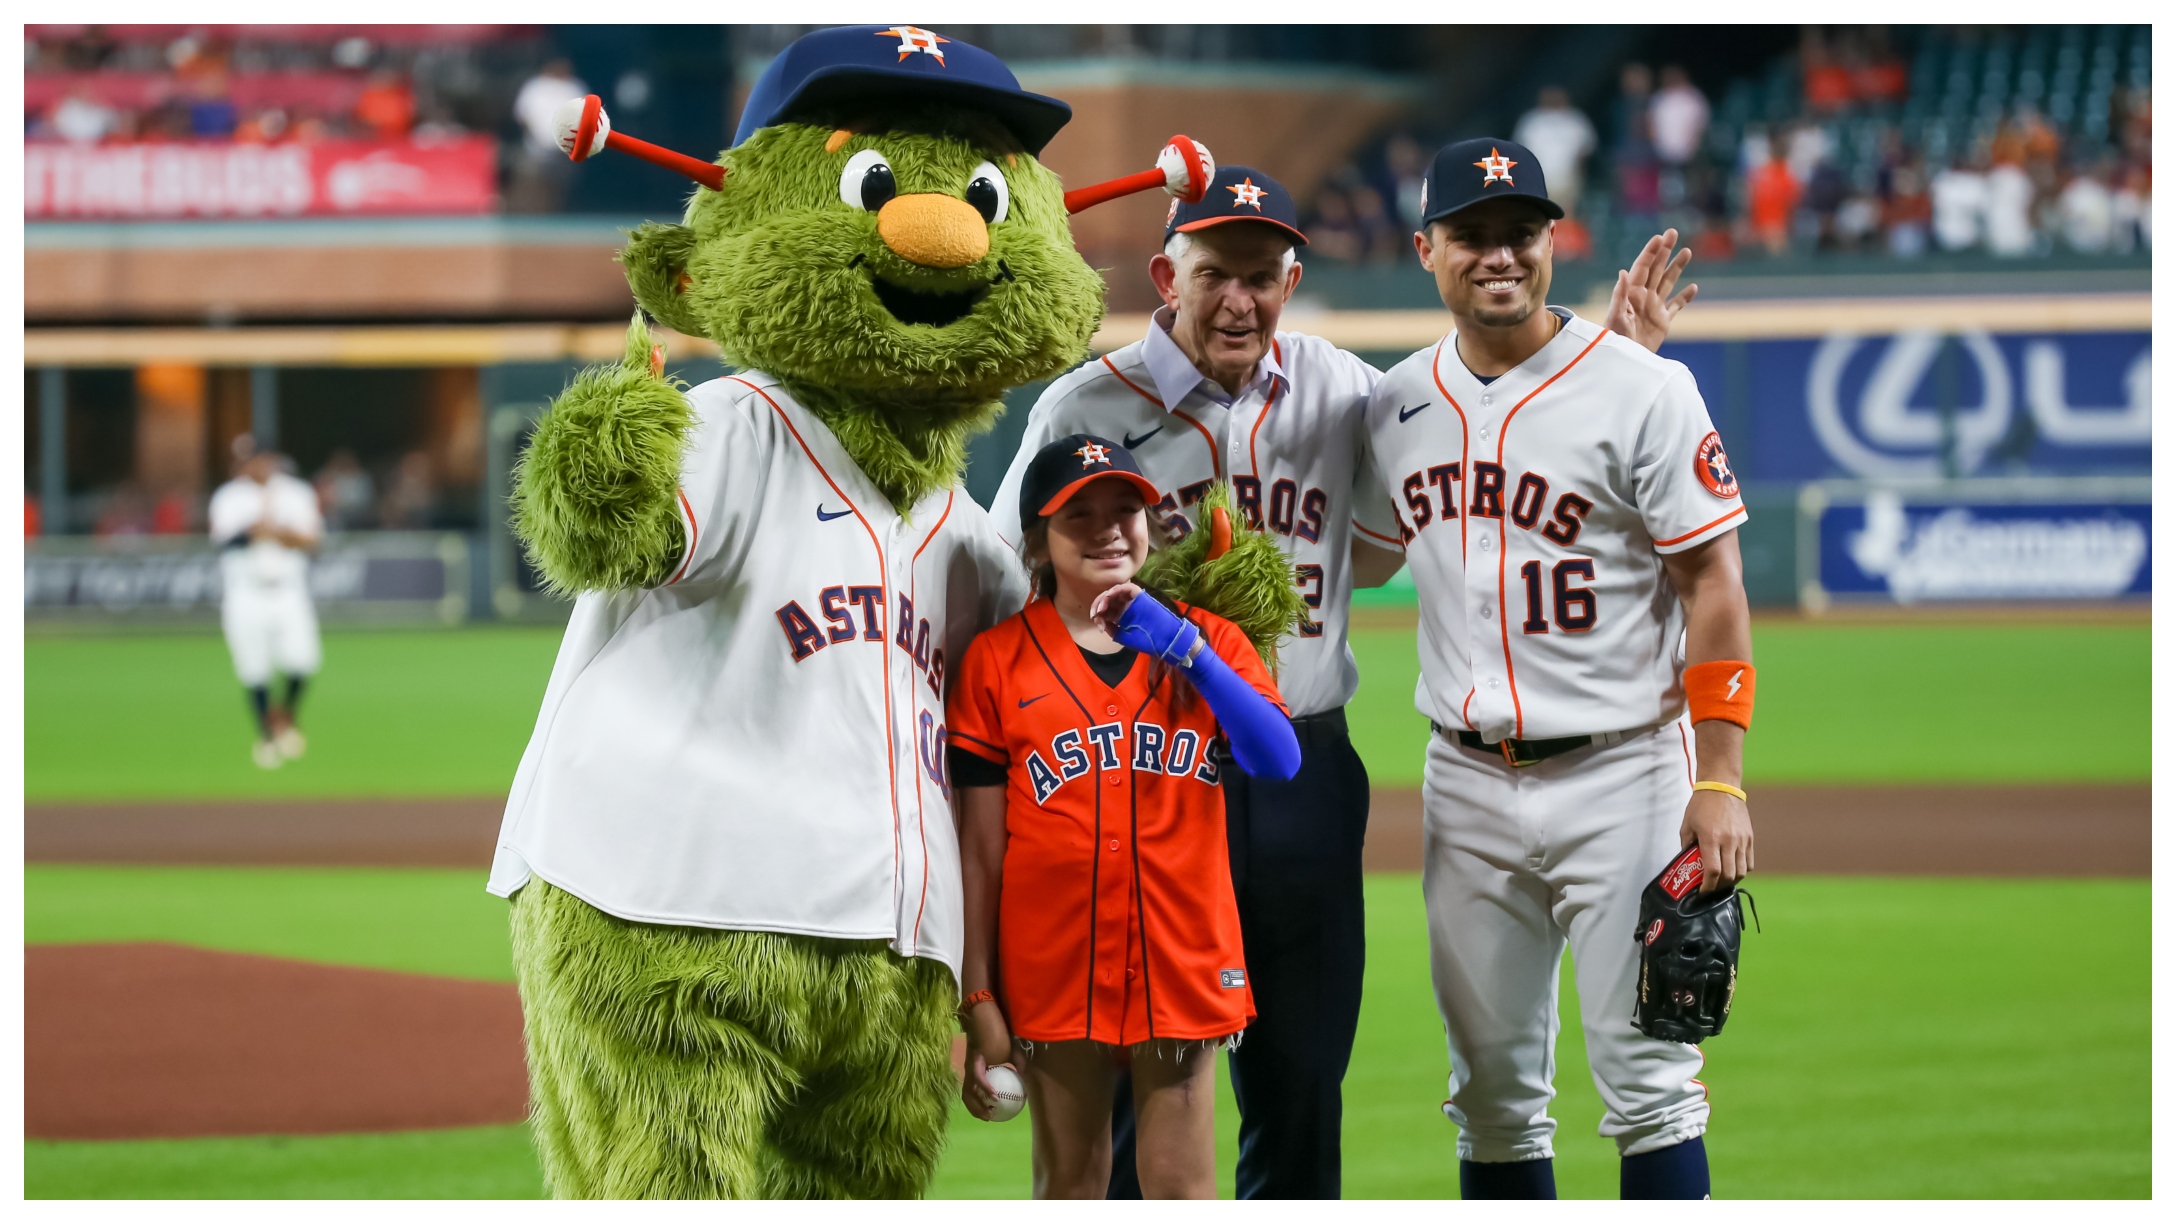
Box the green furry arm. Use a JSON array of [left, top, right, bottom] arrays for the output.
[[512, 314, 695, 595], [1136, 482, 1308, 663]]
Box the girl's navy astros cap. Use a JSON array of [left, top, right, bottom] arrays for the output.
[[1019, 435, 1162, 523]]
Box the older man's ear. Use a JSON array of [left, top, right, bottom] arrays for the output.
[[620, 222, 706, 338]]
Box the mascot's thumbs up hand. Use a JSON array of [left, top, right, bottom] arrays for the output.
[[513, 312, 696, 595]]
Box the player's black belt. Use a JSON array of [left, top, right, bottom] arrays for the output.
[[1288, 707, 1348, 749], [1432, 721, 1598, 768]]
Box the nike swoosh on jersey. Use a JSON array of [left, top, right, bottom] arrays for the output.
[[1122, 425, 1164, 449], [816, 505, 854, 521], [1017, 694, 1047, 708], [1398, 401, 1432, 422]]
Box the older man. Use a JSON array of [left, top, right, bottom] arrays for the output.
[[993, 165, 1694, 1199]]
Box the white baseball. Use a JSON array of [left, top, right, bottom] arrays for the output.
[[551, 95, 611, 159], [982, 1064, 1026, 1123], [1157, 137, 1215, 199]]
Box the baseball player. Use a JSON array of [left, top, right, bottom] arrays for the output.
[[207, 440, 323, 770], [1363, 137, 1745, 1200], [951, 435, 1298, 1198], [993, 164, 1702, 1198]]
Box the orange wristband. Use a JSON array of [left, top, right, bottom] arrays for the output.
[[958, 989, 995, 1014], [1684, 660, 1755, 729]]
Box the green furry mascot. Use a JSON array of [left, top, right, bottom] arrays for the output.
[[488, 26, 1297, 1199]]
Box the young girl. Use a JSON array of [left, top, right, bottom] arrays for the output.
[[946, 434, 1300, 1198]]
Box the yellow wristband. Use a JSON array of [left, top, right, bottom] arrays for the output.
[[1692, 780, 1748, 802]]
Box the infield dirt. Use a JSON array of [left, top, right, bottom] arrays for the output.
[[26, 943, 527, 1141], [26, 784, 2148, 876]]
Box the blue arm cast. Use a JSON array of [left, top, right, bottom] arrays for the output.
[[1115, 595, 1301, 781]]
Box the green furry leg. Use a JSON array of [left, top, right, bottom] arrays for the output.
[[510, 881, 957, 1199]]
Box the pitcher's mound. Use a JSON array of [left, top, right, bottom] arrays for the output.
[[28, 943, 528, 1140]]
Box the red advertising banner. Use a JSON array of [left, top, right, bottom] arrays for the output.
[[25, 137, 499, 219]]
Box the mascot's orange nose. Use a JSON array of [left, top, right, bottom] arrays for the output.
[[876, 194, 990, 268]]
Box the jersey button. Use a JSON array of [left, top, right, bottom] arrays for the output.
[[1109, 839, 1120, 851], [1479, 536, 1493, 551], [1488, 677, 1501, 690], [1106, 773, 1122, 787], [1481, 604, 1494, 620], [1482, 395, 1493, 407], [1105, 704, 1118, 715]]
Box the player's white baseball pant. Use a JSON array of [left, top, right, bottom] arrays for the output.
[[221, 587, 321, 687], [1421, 717, 1709, 1163]]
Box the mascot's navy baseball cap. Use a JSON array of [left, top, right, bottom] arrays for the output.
[[1020, 434, 1162, 522], [1419, 137, 1564, 226], [1164, 165, 1308, 247], [734, 25, 1073, 153]]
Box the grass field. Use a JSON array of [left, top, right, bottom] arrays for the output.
[[24, 618, 2151, 1197], [26, 867, 2150, 1198], [23, 618, 2151, 802]]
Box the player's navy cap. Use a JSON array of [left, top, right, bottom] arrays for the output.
[[1163, 165, 1308, 247], [734, 25, 1073, 153], [1020, 434, 1162, 522], [1419, 137, 1564, 226]]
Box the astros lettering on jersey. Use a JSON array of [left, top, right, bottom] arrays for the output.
[[948, 598, 1278, 1045], [490, 372, 1028, 977], [994, 315, 1402, 718], [1365, 308, 1746, 742]]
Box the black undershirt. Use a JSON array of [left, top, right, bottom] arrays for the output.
[[1079, 641, 1139, 687], [946, 640, 1140, 790]]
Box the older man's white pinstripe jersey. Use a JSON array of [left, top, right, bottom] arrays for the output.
[[993, 312, 1402, 718]]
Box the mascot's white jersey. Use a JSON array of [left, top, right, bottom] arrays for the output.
[[1365, 309, 1746, 743], [489, 372, 1029, 977], [993, 320, 1401, 719]]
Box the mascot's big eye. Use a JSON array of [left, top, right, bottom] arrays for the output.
[[839, 148, 896, 211], [965, 161, 1009, 223]]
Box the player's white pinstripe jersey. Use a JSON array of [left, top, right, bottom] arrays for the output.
[[489, 372, 1028, 978], [1365, 309, 1746, 742], [993, 320, 1402, 718]]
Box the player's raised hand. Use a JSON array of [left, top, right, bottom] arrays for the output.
[[1605, 229, 1698, 353]]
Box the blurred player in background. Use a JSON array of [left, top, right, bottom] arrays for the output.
[[209, 439, 323, 769]]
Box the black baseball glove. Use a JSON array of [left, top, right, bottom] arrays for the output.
[[1633, 843, 1759, 1044]]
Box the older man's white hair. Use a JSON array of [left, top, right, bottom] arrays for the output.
[[1163, 228, 1299, 275]]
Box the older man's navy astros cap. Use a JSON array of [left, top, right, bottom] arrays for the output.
[[1163, 164, 1308, 247], [733, 25, 1073, 153], [1419, 136, 1564, 226]]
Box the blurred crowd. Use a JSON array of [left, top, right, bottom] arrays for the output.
[[52, 448, 450, 541], [1302, 25, 2151, 266], [25, 26, 657, 215], [24, 26, 475, 145]]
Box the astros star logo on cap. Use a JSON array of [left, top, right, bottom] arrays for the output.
[[1074, 442, 1112, 465], [1473, 147, 1517, 186], [1227, 177, 1267, 210], [879, 25, 949, 63]]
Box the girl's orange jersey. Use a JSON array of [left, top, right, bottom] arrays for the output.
[[948, 597, 1285, 1046]]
